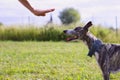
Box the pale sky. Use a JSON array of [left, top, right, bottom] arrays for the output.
[[0, 0, 120, 28]]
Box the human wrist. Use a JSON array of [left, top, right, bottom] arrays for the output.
[[30, 8, 35, 13]]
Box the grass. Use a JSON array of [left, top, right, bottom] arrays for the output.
[[0, 41, 120, 80]]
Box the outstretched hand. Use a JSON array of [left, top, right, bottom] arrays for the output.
[[32, 8, 55, 16]]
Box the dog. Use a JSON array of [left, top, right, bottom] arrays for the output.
[[63, 21, 120, 80]]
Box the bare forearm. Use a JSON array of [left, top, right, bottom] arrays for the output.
[[18, 0, 34, 13], [19, 0, 55, 16]]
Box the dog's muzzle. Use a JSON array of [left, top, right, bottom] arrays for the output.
[[63, 30, 78, 41]]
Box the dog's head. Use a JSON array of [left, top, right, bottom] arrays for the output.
[[63, 21, 92, 41]]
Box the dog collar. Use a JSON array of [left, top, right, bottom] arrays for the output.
[[88, 39, 103, 57]]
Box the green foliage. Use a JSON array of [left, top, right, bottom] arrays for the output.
[[0, 24, 120, 43], [59, 8, 80, 24], [0, 41, 120, 80], [0, 25, 66, 41], [90, 25, 120, 43]]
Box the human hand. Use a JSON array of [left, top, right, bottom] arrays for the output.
[[32, 8, 55, 16]]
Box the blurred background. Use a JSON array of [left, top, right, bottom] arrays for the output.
[[0, 0, 120, 28], [0, 0, 120, 42]]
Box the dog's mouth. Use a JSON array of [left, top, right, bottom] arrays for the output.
[[63, 30, 79, 41], [66, 35, 78, 41]]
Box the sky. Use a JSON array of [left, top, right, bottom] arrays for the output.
[[0, 0, 120, 28]]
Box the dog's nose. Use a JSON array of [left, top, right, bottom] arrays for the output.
[[63, 30, 67, 33]]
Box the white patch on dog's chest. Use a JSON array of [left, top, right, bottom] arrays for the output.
[[94, 52, 99, 61]]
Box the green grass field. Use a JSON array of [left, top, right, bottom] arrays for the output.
[[0, 41, 120, 80]]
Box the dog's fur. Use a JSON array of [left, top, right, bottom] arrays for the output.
[[63, 21, 120, 80]]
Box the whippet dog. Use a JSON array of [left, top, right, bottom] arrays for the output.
[[63, 21, 120, 80]]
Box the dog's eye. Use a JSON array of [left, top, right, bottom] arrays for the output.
[[74, 27, 82, 31], [74, 28, 78, 31]]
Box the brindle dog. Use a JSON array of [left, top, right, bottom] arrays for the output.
[[63, 21, 120, 80]]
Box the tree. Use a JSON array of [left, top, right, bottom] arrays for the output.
[[59, 8, 80, 25], [0, 22, 3, 26]]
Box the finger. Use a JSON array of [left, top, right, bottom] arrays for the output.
[[44, 8, 55, 13]]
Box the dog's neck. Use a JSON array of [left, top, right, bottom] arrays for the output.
[[82, 32, 98, 50]]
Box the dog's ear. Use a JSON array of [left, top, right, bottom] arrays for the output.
[[83, 21, 92, 30]]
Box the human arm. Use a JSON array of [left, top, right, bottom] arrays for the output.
[[18, 0, 55, 16]]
